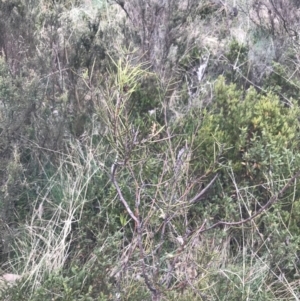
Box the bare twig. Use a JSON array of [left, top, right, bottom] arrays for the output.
[[199, 170, 300, 233], [189, 173, 219, 204], [111, 160, 160, 299], [111, 162, 139, 225]]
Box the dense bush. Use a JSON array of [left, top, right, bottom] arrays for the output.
[[1, 0, 300, 300]]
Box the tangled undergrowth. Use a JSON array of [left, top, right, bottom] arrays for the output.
[[1, 0, 300, 300]]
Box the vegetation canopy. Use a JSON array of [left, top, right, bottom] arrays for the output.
[[1, 0, 300, 300]]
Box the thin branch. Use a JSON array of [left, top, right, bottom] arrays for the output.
[[189, 173, 219, 204], [199, 170, 300, 233], [111, 161, 160, 297], [111, 162, 139, 225], [113, 0, 132, 21]]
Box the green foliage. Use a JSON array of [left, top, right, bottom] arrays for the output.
[[223, 39, 249, 87], [130, 74, 161, 117], [1, 0, 300, 300], [226, 39, 248, 67], [264, 61, 300, 101], [178, 46, 201, 70], [189, 76, 300, 178], [1, 266, 112, 301], [175, 76, 300, 255]]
